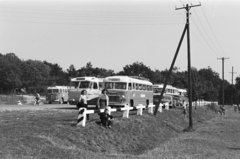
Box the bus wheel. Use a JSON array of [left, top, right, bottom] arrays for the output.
[[48, 102, 52, 104], [130, 100, 134, 107], [146, 100, 149, 106]]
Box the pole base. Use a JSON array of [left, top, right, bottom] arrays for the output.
[[183, 126, 195, 132]]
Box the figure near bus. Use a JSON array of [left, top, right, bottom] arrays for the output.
[[182, 101, 187, 118], [78, 90, 89, 120], [97, 89, 109, 109], [34, 93, 41, 105]]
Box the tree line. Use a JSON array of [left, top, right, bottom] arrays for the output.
[[0, 52, 239, 104]]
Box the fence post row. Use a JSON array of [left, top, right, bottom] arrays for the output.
[[77, 101, 221, 127], [77, 104, 168, 127]]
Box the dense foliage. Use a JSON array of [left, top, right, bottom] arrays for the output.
[[0, 52, 237, 104]]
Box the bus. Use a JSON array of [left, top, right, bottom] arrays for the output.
[[104, 76, 153, 107], [68, 77, 104, 108], [152, 84, 180, 108], [46, 86, 69, 104]]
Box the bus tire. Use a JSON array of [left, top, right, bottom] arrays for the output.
[[48, 102, 52, 104], [146, 100, 149, 106], [130, 100, 134, 107]]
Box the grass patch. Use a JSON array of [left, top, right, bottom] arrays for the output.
[[1, 105, 239, 159], [0, 95, 28, 105]]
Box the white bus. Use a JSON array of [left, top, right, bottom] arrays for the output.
[[104, 76, 153, 107], [68, 77, 104, 108], [152, 84, 180, 108], [46, 86, 68, 104], [177, 88, 188, 105]]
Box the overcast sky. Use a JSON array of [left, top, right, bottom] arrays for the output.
[[0, 0, 239, 83]]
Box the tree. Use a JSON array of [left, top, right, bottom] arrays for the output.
[[117, 61, 154, 82], [21, 60, 50, 90], [0, 53, 22, 89], [77, 62, 115, 78], [43, 61, 68, 85], [66, 64, 78, 79], [198, 67, 221, 102]]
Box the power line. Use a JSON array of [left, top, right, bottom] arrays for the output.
[[200, 6, 226, 55], [192, 8, 223, 57], [0, 19, 185, 26], [191, 16, 221, 57]]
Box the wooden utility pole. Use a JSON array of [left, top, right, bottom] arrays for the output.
[[229, 66, 236, 105], [175, 4, 201, 130], [153, 24, 187, 116], [217, 57, 229, 107]]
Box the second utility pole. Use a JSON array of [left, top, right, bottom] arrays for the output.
[[229, 66, 236, 105], [217, 57, 229, 108], [176, 3, 200, 131]]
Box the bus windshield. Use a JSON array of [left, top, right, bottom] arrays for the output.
[[47, 89, 59, 93], [105, 82, 114, 89], [153, 88, 163, 93], [79, 81, 90, 89], [52, 89, 59, 93], [70, 81, 79, 88]]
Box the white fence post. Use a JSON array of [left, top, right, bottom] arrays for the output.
[[165, 102, 169, 110], [158, 103, 163, 112], [148, 104, 155, 114], [77, 108, 86, 127], [136, 104, 146, 116], [122, 105, 133, 118]]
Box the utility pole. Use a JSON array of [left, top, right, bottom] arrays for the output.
[[175, 3, 201, 131], [229, 66, 236, 105], [217, 57, 229, 107], [153, 24, 187, 116]]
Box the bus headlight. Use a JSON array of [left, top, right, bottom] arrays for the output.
[[119, 95, 126, 103]]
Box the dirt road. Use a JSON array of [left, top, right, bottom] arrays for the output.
[[0, 103, 76, 111]]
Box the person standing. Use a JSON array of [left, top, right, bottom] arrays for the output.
[[182, 101, 187, 118], [35, 93, 41, 105], [97, 89, 109, 109], [78, 90, 89, 120]]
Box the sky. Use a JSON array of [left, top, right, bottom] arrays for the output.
[[0, 0, 240, 84]]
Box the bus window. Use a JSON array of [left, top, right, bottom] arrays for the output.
[[47, 89, 52, 93], [115, 82, 127, 90], [149, 86, 153, 91], [133, 83, 136, 90], [128, 83, 132, 90], [99, 82, 103, 89], [142, 85, 146, 91], [93, 82, 98, 89], [136, 83, 139, 90], [105, 82, 114, 89], [139, 84, 142, 90], [79, 81, 90, 89]]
